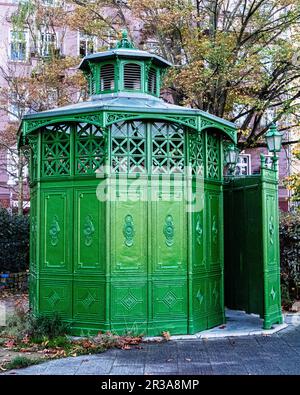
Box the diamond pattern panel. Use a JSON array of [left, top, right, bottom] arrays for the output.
[[151, 122, 185, 174], [189, 131, 204, 176], [75, 123, 105, 174], [206, 133, 220, 179], [42, 124, 71, 177], [111, 121, 146, 174]]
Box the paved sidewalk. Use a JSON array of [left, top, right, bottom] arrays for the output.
[[4, 322, 300, 375]]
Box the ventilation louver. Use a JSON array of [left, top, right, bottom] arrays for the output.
[[124, 63, 141, 90], [100, 64, 115, 91]]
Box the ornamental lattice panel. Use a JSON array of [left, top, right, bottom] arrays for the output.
[[111, 120, 146, 173], [75, 123, 105, 175], [189, 131, 204, 176], [206, 133, 220, 179], [42, 124, 71, 177], [152, 122, 185, 174]]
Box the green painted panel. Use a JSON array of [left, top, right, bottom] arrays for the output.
[[206, 191, 222, 268], [39, 278, 72, 319], [110, 196, 147, 274], [151, 192, 187, 273], [30, 190, 37, 274], [263, 188, 282, 328], [191, 206, 205, 272], [41, 190, 72, 274], [152, 280, 187, 319], [265, 193, 277, 266], [191, 276, 207, 331], [110, 281, 147, 323], [73, 280, 105, 323], [74, 188, 105, 274], [207, 274, 224, 327]]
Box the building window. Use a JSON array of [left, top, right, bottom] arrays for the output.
[[8, 101, 20, 122], [100, 64, 115, 91], [39, 32, 57, 57], [147, 67, 157, 95], [8, 90, 28, 121], [144, 40, 161, 54], [10, 31, 28, 61], [235, 153, 252, 175], [41, 0, 60, 6], [7, 146, 18, 184], [79, 33, 96, 57], [97, 28, 117, 50], [123, 63, 142, 91]]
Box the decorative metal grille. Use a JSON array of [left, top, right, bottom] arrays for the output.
[[75, 123, 105, 175], [111, 121, 146, 173], [27, 134, 39, 181], [152, 122, 185, 174], [206, 132, 220, 179], [100, 64, 115, 91], [42, 124, 71, 177], [123, 63, 141, 90], [189, 131, 204, 176]]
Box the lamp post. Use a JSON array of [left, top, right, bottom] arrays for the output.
[[265, 123, 283, 171], [225, 144, 239, 175]]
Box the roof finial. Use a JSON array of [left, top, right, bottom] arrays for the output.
[[115, 29, 136, 49]]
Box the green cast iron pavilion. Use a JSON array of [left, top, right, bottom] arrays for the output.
[[19, 32, 283, 336]]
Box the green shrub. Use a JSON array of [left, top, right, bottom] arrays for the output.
[[280, 211, 300, 308], [27, 313, 70, 339], [0, 208, 29, 273], [1, 305, 69, 341]]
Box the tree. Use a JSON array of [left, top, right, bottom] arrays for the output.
[[0, 0, 87, 214], [129, 0, 300, 148], [284, 143, 300, 205]]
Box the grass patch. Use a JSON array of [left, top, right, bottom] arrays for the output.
[[0, 302, 143, 371], [5, 356, 40, 370]]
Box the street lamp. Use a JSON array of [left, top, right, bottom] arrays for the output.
[[264, 123, 283, 172], [225, 144, 239, 175], [265, 123, 283, 158]]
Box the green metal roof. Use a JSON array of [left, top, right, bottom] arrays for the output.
[[79, 48, 172, 71], [79, 30, 172, 71], [21, 93, 235, 129]]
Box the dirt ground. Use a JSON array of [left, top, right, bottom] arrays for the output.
[[0, 291, 44, 370]]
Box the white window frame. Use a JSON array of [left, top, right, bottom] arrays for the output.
[[9, 30, 29, 62], [41, 0, 61, 6], [39, 31, 58, 57], [78, 32, 97, 57], [235, 153, 252, 175], [6, 146, 18, 185]]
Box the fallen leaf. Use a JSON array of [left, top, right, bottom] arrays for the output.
[[122, 345, 131, 350], [4, 340, 15, 349], [162, 331, 171, 341]]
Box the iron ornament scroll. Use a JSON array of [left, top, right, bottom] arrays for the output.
[[164, 215, 175, 247], [123, 214, 135, 247]]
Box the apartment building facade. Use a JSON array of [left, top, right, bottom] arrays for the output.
[[0, 0, 295, 212]]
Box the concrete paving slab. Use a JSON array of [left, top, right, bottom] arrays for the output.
[[144, 309, 289, 341]]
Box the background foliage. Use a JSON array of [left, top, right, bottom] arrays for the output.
[[280, 211, 300, 308], [0, 209, 29, 273]]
